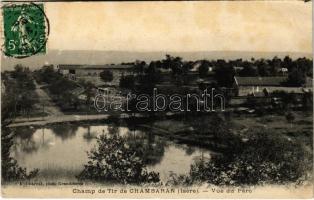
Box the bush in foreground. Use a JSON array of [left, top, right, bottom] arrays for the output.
[[168, 130, 311, 186], [78, 134, 160, 184]]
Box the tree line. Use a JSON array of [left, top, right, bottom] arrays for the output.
[[2, 65, 39, 182], [121, 55, 313, 88]]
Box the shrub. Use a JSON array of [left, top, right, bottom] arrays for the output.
[[119, 75, 135, 89], [1, 128, 39, 182], [77, 134, 160, 184], [178, 130, 311, 186], [100, 70, 113, 83]]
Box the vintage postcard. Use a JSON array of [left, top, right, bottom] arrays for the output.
[[0, 0, 313, 198]]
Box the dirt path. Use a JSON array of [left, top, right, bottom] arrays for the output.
[[12, 82, 63, 123], [34, 82, 63, 116], [9, 80, 149, 127], [8, 114, 110, 127], [8, 113, 141, 127]]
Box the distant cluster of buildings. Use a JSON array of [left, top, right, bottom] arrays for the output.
[[57, 64, 313, 98], [57, 64, 133, 86]]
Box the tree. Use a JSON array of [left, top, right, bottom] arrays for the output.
[[78, 134, 160, 184], [146, 61, 161, 83], [5, 65, 37, 117], [239, 62, 258, 77], [185, 130, 308, 186], [48, 77, 76, 96], [161, 55, 183, 76], [1, 80, 38, 182], [283, 56, 293, 71], [100, 70, 113, 83], [285, 68, 306, 87], [173, 56, 183, 76], [162, 54, 173, 69], [269, 56, 282, 75], [134, 60, 146, 75], [35, 65, 60, 84], [214, 64, 235, 87], [119, 75, 135, 89], [199, 61, 210, 78], [78, 80, 95, 106], [257, 63, 270, 76]]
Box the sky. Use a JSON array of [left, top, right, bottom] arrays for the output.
[[44, 1, 312, 53]]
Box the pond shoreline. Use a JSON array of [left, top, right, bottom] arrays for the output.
[[9, 111, 240, 153]]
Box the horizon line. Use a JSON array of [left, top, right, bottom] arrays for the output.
[[47, 49, 312, 54]]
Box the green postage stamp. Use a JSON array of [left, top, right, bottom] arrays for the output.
[[2, 3, 49, 58]]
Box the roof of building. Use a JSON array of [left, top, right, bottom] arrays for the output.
[[234, 76, 287, 86], [58, 64, 133, 70], [235, 76, 313, 88]]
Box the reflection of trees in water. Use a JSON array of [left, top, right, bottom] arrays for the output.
[[168, 142, 207, 163], [50, 124, 78, 140], [82, 126, 94, 143], [125, 131, 167, 166], [15, 138, 39, 153], [14, 127, 35, 140], [78, 123, 166, 168], [122, 119, 167, 165], [81, 124, 120, 143], [12, 127, 39, 154], [12, 127, 54, 154]]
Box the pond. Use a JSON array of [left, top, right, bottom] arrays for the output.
[[11, 123, 212, 183]]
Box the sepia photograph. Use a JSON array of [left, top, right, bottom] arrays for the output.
[[1, 0, 313, 198]]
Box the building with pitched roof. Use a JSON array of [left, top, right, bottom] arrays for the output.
[[57, 64, 134, 86], [234, 76, 313, 96]]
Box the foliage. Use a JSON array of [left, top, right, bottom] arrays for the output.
[[131, 55, 312, 91], [213, 63, 235, 87], [11, 65, 35, 90], [198, 61, 210, 78], [257, 62, 270, 76], [126, 132, 166, 165], [271, 90, 299, 109], [171, 130, 311, 186], [239, 64, 258, 77], [136, 63, 162, 94], [285, 68, 306, 87], [2, 65, 38, 117], [78, 134, 160, 184], [119, 75, 135, 89], [34, 65, 60, 84], [134, 60, 146, 75], [35, 65, 81, 110], [1, 128, 39, 182], [48, 76, 77, 95], [1, 74, 39, 182], [100, 70, 113, 82], [78, 80, 95, 105]]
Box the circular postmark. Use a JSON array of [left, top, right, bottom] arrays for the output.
[[2, 2, 50, 58]]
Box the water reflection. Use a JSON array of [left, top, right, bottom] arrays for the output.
[[50, 124, 78, 140], [126, 132, 167, 165], [11, 123, 211, 182], [13, 127, 37, 153]]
